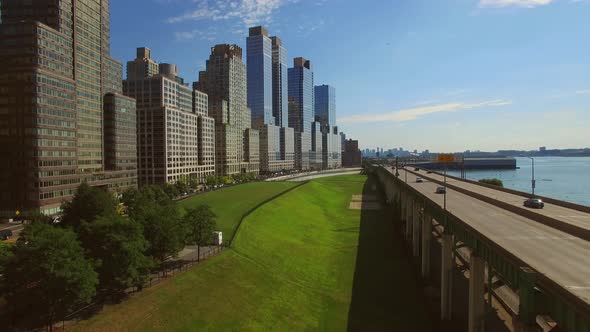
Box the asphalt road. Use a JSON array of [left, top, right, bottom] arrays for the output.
[[411, 168, 590, 231], [390, 168, 590, 307]]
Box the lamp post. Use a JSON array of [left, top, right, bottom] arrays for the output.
[[527, 157, 535, 197]]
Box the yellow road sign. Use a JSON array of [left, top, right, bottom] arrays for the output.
[[437, 154, 455, 163]]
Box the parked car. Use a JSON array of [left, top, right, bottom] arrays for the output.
[[0, 229, 13, 240], [524, 198, 544, 209], [435, 186, 446, 194], [416, 177, 423, 183]]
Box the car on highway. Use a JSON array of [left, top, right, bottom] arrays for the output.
[[416, 177, 423, 183], [523, 198, 544, 209], [435, 186, 446, 194], [414, 167, 420, 171], [426, 170, 433, 174]]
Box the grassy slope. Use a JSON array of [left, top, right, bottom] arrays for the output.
[[176, 181, 297, 241], [73, 175, 431, 331]]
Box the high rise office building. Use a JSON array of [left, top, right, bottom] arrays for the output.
[[0, 0, 137, 217], [247, 26, 294, 173], [314, 84, 341, 169], [127, 47, 159, 80], [123, 50, 215, 186], [288, 57, 314, 170], [196, 44, 259, 176]]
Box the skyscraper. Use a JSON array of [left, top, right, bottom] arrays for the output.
[[0, 0, 137, 217], [123, 50, 215, 186], [314, 85, 341, 169], [288, 57, 314, 170], [271, 36, 288, 128], [247, 26, 294, 173], [127, 47, 159, 80], [314, 85, 336, 128], [196, 44, 259, 176]]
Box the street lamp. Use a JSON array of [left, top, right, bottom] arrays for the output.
[[527, 157, 535, 197]]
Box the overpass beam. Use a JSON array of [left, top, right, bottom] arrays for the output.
[[441, 233, 454, 320], [421, 212, 432, 279], [412, 203, 420, 257], [468, 253, 486, 332]]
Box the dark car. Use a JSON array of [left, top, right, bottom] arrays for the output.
[[426, 170, 433, 174], [435, 186, 446, 194], [414, 168, 420, 171], [524, 198, 544, 209], [0, 229, 13, 240]]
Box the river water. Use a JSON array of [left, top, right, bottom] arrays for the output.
[[446, 157, 590, 207]]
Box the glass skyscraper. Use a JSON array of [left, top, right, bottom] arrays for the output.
[[272, 36, 288, 128], [247, 26, 294, 173], [314, 85, 336, 128], [288, 57, 314, 134], [247, 26, 273, 127]]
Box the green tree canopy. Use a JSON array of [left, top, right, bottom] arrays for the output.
[[61, 182, 117, 229], [78, 215, 153, 293], [183, 205, 217, 260], [135, 204, 187, 262], [3, 223, 98, 329], [478, 178, 504, 187]]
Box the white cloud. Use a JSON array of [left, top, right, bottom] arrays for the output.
[[173, 29, 216, 41], [339, 100, 512, 124], [478, 0, 553, 8], [166, 0, 291, 26], [575, 89, 590, 95]]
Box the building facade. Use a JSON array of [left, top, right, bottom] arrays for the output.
[[123, 52, 215, 186], [314, 84, 341, 169], [0, 0, 137, 217], [288, 57, 315, 170], [342, 139, 362, 167], [247, 27, 294, 173], [196, 44, 259, 176], [127, 47, 159, 80]]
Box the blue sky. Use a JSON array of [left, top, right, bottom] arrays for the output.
[[110, 0, 590, 151]]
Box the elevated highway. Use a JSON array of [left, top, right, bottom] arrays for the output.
[[373, 166, 590, 332]]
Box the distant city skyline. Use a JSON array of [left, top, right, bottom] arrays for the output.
[[109, 0, 590, 150]]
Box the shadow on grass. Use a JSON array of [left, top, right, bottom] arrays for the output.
[[346, 174, 432, 332]]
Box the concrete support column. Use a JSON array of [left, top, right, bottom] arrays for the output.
[[412, 203, 420, 257], [421, 213, 432, 279], [441, 233, 454, 320], [468, 253, 486, 332], [406, 199, 413, 241]]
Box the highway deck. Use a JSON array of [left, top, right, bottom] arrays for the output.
[[411, 168, 590, 231], [389, 168, 590, 307]]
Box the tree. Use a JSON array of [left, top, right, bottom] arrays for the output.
[[124, 185, 172, 220], [478, 178, 504, 187], [184, 205, 217, 261], [3, 223, 97, 330], [163, 183, 180, 199], [61, 182, 117, 230], [78, 215, 153, 294], [0, 241, 13, 290], [205, 175, 218, 187], [175, 176, 190, 194], [135, 204, 187, 262]]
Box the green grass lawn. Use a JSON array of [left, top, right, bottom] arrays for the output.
[[73, 175, 432, 331], [176, 181, 298, 242]]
